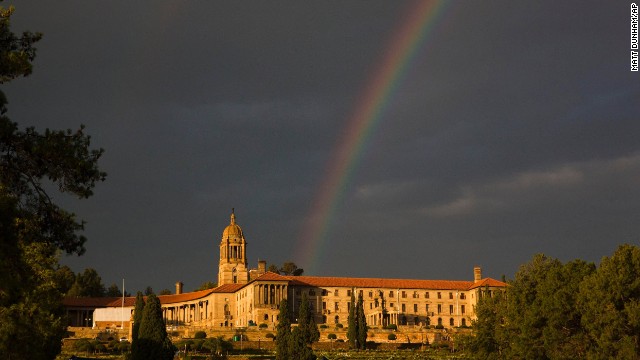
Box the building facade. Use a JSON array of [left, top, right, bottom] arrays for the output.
[[64, 210, 507, 331]]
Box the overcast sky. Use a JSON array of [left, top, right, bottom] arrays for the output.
[[4, 1, 639, 294]]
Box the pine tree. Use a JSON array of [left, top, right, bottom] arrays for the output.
[[356, 293, 367, 350], [0, 7, 104, 358], [275, 299, 291, 360], [347, 290, 357, 349], [132, 293, 175, 360]]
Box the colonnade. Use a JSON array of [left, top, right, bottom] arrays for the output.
[[254, 283, 287, 307], [162, 300, 209, 325]]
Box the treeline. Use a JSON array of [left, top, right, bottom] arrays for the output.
[[56, 266, 216, 298], [465, 244, 640, 359]]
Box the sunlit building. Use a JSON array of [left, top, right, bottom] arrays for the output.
[[63, 210, 507, 331]]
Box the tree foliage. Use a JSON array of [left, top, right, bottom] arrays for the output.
[[280, 261, 304, 276], [131, 292, 145, 348], [106, 283, 123, 297], [132, 293, 175, 360], [290, 293, 319, 359], [269, 261, 304, 276], [347, 290, 357, 349], [345, 292, 367, 349], [0, 5, 105, 359], [356, 293, 367, 350], [53, 265, 76, 295], [467, 289, 506, 359], [578, 244, 640, 359], [275, 299, 291, 360], [0, 211, 67, 359], [466, 247, 640, 360], [202, 336, 232, 355], [0, 6, 41, 83], [67, 268, 106, 297], [196, 281, 217, 291]]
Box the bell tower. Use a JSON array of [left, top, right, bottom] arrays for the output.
[[217, 209, 249, 285]]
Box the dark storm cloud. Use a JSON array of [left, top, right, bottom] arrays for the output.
[[3, 1, 638, 292]]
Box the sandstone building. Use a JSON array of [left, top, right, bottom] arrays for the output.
[[63, 210, 507, 331]]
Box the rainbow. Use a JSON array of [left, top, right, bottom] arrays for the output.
[[295, 0, 451, 274]]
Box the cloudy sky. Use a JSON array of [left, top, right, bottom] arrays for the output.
[[4, 1, 639, 294]]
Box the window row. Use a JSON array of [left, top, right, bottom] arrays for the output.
[[294, 288, 467, 300]]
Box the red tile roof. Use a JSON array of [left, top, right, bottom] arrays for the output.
[[211, 283, 245, 293], [253, 271, 290, 282], [63, 288, 216, 308], [252, 272, 507, 291], [157, 289, 215, 304], [62, 297, 123, 307], [285, 275, 474, 290], [468, 278, 508, 289]]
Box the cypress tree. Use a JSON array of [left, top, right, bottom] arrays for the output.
[[296, 293, 320, 344], [275, 299, 291, 360], [131, 292, 144, 343], [132, 293, 175, 360], [347, 290, 357, 349], [356, 293, 367, 350], [290, 293, 319, 359]]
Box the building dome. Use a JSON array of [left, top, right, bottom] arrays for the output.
[[222, 210, 244, 239]]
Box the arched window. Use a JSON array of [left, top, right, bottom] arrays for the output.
[[264, 314, 268, 321], [461, 318, 466, 327], [437, 318, 442, 326], [334, 315, 339, 324], [450, 318, 454, 326]]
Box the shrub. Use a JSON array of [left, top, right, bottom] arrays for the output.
[[320, 324, 328, 329], [265, 333, 275, 339], [384, 324, 397, 330], [108, 339, 118, 350], [259, 323, 268, 329], [435, 324, 444, 329], [388, 334, 397, 341], [335, 323, 343, 328], [335, 339, 344, 342], [118, 341, 130, 352], [184, 339, 195, 350], [74, 338, 94, 353], [194, 330, 207, 339], [95, 343, 107, 353], [193, 339, 205, 351], [327, 333, 337, 340]]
